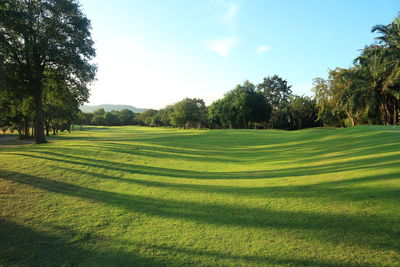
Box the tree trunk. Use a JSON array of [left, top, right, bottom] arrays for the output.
[[33, 85, 47, 143], [45, 119, 49, 136], [384, 102, 390, 125], [23, 119, 28, 138], [344, 110, 355, 126]]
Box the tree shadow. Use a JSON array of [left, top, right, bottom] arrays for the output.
[[49, 165, 400, 203], [0, 219, 167, 266], [1, 170, 399, 256], [132, 242, 378, 267], [3, 126, 400, 265], [13, 149, 400, 181], [0, 135, 34, 149], [1, 219, 375, 266], [44, 126, 400, 168]]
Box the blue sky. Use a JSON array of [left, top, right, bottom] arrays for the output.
[[80, 0, 399, 109]]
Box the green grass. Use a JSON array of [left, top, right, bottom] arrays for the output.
[[1, 126, 399, 266]]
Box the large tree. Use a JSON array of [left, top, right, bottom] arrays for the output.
[[371, 16, 400, 124], [328, 67, 367, 126], [208, 81, 271, 129], [311, 77, 344, 127], [170, 98, 207, 129], [289, 95, 320, 130], [0, 0, 96, 143], [257, 75, 292, 128]]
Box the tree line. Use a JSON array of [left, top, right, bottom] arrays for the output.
[[78, 75, 320, 130], [1, 3, 399, 141], [80, 13, 400, 130]]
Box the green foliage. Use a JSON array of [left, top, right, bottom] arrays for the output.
[[257, 75, 292, 128], [119, 109, 135, 125], [289, 95, 320, 130], [76, 112, 94, 125], [75, 79, 319, 131], [170, 98, 207, 128], [76, 109, 137, 126], [0, 0, 96, 143], [135, 109, 158, 126], [42, 78, 81, 134], [91, 115, 106, 126], [208, 81, 272, 129], [312, 13, 400, 126], [311, 78, 343, 127], [3, 4, 399, 138], [258, 75, 292, 108], [93, 108, 106, 117], [153, 105, 173, 127]]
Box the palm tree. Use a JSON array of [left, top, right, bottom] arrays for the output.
[[371, 15, 400, 124], [372, 15, 400, 49]]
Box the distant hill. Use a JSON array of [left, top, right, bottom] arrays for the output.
[[80, 104, 147, 113]]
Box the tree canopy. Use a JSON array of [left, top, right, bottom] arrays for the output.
[[0, 0, 96, 142], [2, 6, 399, 136], [311, 13, 400, 126]]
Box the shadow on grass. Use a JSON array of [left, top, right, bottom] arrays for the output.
[[0, 135, 33, 149], [30, 126, 400, 168], [2, 126, 400, 265], [0, 219, 167, 266], [50, 130, 199, 143], [13, 149, 400, 181], [1, 170, 399, 255], [0, 219, 373, 266], [133, 242, 382, 267], [51, 165, 400, 203]]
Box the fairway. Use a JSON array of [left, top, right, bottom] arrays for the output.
[[1, 126, 399, 266]]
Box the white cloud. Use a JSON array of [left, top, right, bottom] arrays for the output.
[[204, 37, 237, 57], [203, 1, 239, 56], [222, 3, 239, 23], [210, 0, 239, 31], [257, 45, 271, 53]]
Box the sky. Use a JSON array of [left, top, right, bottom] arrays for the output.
[[79, 0, 399, 109]]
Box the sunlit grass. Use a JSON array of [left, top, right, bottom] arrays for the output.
[[1, 125, 399, 266]]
